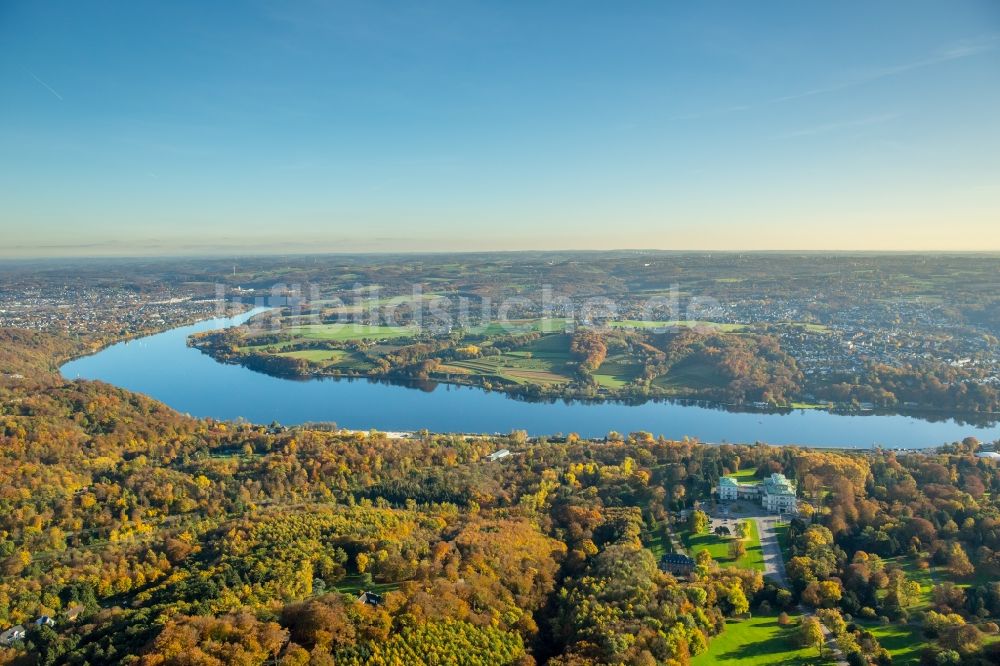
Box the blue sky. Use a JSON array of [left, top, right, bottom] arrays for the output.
[[1, 1, 998, 256]]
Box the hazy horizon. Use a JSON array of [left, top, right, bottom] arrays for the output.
[[6, 247, 1000, 264], [2, 1, 999, 257]]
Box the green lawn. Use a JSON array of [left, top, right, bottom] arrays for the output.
[[885, 555, 1000, 607], [728, 467, 759, 482], [862, 622, 924, 666], [684, 530, 732, 561], [693, 614, 834, 666], [740, 519, 765, 571], [882, 557, 936, 609], [285, 323, 416, 341], [684, 519, 764, 572], [642, 521, 672, 560]]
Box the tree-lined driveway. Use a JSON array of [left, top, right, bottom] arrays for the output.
[[710, 502, 790, 586], [755, 514, 788, 587]]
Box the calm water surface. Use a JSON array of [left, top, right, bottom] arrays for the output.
[[60, 308, 1000, 448]]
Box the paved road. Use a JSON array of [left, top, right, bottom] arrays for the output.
[[798, 606, 848, 666], [709, 502, 789, 585], [713, 503, 845, 664], [754, 515, 788, 587], [818, 619, 849, 666]]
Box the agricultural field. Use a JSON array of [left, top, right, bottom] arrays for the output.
[[447, 334, 576, 386], [652, 356, 729, 393], [447, 356, 572, 386], [285, 323, 416, 341], [593, 355, 643, 389], [188, 255, 1000, 416]]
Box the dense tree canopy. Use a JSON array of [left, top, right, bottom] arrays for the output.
[[0, 333, 999, 665]]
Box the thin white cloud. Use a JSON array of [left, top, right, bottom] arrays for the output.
[[772, 112, 901, 139], [28, 71, 63, 101], [676, 34, 998, 120], [771, 34, 999, 104]]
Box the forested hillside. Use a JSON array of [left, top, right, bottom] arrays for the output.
[[0, 332, 998, 665]]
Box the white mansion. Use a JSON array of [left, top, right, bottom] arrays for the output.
[[717, 472, 798, 513]]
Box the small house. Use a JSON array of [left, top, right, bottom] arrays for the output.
[[0, 625, 26, 646], [35, 615, 55, 627], [357, 590, 384, 606]]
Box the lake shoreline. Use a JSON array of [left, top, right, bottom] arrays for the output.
[[191, 339, 1000, 429], [59, 308, 1000, 448]]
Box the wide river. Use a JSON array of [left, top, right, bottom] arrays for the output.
[[61, 308, 1000, 448]]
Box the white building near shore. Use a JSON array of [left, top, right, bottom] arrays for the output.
[[718, 472, 798, 513]]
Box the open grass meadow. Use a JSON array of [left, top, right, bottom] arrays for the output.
[[857, 617, 1000, 666], [652, 356, 730, 393], [275, 349, 349, 363], [593, 356, 643, 389], [693, 613, 833, 666]]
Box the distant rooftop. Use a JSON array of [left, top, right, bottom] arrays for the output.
[[762, 472, 796, 496], [720, 472, 795, 495]]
